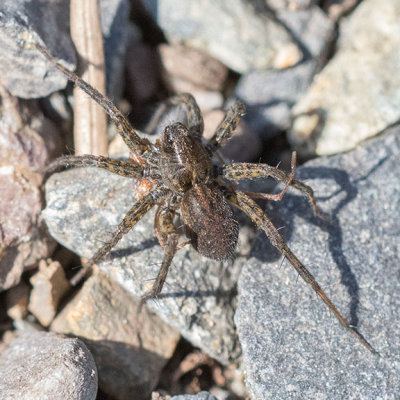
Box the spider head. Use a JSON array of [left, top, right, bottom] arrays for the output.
[[159, 122, 213, 192], [161, 122, 190, 154]]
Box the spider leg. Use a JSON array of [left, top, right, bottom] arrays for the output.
[[44, 155, 143, 180], [207, 101, 246, 151], [35, 44, 150, 162], [223, 152, 320, 215], [226, 190, 375, 353], [148, 93, 204, 139], [70, 187, 167, 286], [243, 151, 296, 202], [141, 203, 180, 305]]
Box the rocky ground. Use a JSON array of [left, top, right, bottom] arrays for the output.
[[0, 1, 399, 399]]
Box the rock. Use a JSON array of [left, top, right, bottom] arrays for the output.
[[0, 0, 130, 99], [159, 44, 228, 92], [0, 0, 75, 98], [28, 259, 70, 326], [43, 167, 242, 365], [290, 0, 400, 156], [0, 88, 59, 291], [235, 61, 317, 137], [100, 0, 131, 102], [323, 0, 361, 20], [0, 331, 17, 355], [203, 109, 262, 162], [268, 0, 319, 11], [0, 331, 97, 400], [169, 392, 218, 400], [143, 0, 303, 73], [5, 282, 30, 320], [235, 5, 334, 137], [126, 41, 164, 104], [51, 272, 180, 400], [235, 128, 400, 399]]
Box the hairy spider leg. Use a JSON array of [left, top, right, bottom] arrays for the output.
[[70, 187, 168, 286], [226, 190, 375, 352], [207, 101, 246, 150], [223, 153, 320, 215], [44, 155, 144, 180], [35, 44, 150, 162], [140, 202, 181, 304], [168, 93, 204, 138], [147, 93, 204, 139]]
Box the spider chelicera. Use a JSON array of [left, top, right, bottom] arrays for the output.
[[36, 43, 373, 352]]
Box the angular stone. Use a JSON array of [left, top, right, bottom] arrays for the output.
[[235, 5, 334, 137], [235, 128, 400, 399], [5, 281, 30, 320], [169, 392, 218, 400], [0, 0, 130, 99], [51, 272, 180, 400], [143, 0, 303, 73], [159, 44, 228, 91], [0, 331, 97, 400], [290, 0, 400, 156], [0, 88, 59, 290], [28, 259, 70, 326], [0, 0, 75, 98]]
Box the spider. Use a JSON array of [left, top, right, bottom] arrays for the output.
[[35, 43, 373, 353]]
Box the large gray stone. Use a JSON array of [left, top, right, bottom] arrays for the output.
[[42, 166, 241, 365], [0, 0, 130, 99], [0, 0, 75, 98], [51, 272, 180, 400], [290, 0, 400, 156], [170, 392, 218, 400], [235, 5, 334, 137], [235, 128, 400, 399], [0, 331, 97, 400], [143, 0, 303, 73]]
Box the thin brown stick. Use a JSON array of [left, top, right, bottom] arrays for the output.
[[70, 0, 108, 155]]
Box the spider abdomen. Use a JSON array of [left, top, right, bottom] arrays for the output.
[[181, 184, 238, 260]]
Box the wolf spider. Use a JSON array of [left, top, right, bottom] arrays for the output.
[[36, 44, 373, 352]]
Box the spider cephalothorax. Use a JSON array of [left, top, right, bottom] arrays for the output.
[[37, 43, 374, 352]]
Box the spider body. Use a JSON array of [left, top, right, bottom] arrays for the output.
[[159, 122, 213, 191], [37, 43, 374, 352], [181, 183, 238, 260]]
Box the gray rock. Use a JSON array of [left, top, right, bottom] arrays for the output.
[[290, 0, 400, 156], [0, 331, 97, 400], [236, 60, 317, 137], [0, 0, 75, 98], [170, 392, 218, 400], [51, 272, 180, 400], [100, 0, 131, 102], [235, 128, 400, 399], [235, 5, 334, 137], [0, 0, 130, 99], [43, 167, 241, 365], [143, 0, 303, 73]]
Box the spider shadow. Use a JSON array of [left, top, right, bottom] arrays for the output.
[[252, 158, 387, 329], [103, 236, 236, 305], [108, 237, 159, 260]]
